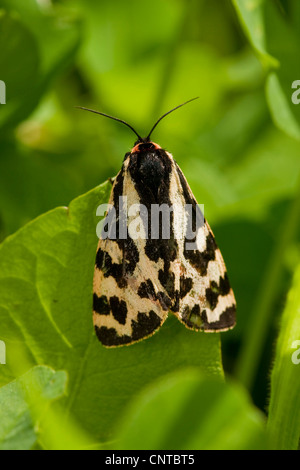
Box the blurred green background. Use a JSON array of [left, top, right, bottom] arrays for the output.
[[1, 0, 300, 450]]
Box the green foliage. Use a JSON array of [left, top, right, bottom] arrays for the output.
[[0, 366, 67, 450], [0, 1, 81, 132], [114, 369, 269, 450], [233, 0, 300, 139], [0, 183, 222, 446], [267, 261, 300, 450], [0, 0, 300, 450]]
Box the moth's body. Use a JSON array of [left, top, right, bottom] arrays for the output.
[[93, 140, 236, 347]]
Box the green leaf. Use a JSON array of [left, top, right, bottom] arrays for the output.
[[267, 261, 300, 450], [114, 369, 269, 450], [232, 0, 300, 140], [1, 0, 81, 79], [0, 11, 39, 130], [234, 180, 300, 389], [0, 182, 223, 444], [0, 141, 84, 237], [266, 73, 300, 141], [0, 3, 81, 131], [231, 0, 279, 68], [0, 365, 67, 450], [264, 2, 300, 140]]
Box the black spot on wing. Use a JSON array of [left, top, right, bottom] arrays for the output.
[[170, 290, 180, 313], [205, 284, 219, 311], [95, 248, 127, 288], [131, 310, 162, 341], [144, 235, 177, 305], [184, 231, 217, 276], [95, 247, 105, 269], [158, 269, 175, 298], [219, 272, 231, 295], [138, 280, 172, 311], [201, 305, 236, 330], [157, 291, 172, 311], [191, 304, 201, 318], [182, 304, 203, 329], [93, 294, 110, 315], [180, 276, 193, 299], [95, 310, 163, 346], [181, 301, 236, 331], [138, 279, 156, 299], [95, 325, 132, 346], [205, 273, 231, 311], [120, 236, 140, 275], [109, 296, 127, 325], [145, 237, 173, 263], [95, 236, 139, 288]]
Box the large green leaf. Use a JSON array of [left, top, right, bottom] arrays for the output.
[[0, 182, 223, 444], [114, 369, 269, 450], [0, 365, 67, 450]]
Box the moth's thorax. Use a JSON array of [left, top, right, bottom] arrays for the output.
[[125, 141, 172, 199]]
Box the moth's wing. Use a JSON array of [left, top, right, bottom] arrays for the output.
[[93, 165, 171, 347], [171, 161, 236, 332]]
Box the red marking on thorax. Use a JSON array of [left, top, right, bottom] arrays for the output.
[[131, 142, 161, 153]]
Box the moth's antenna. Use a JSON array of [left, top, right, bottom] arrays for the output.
[[146, 97, 199, 141], [75, 106, 143, 141]]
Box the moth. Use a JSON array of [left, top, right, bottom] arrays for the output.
[[77, 99, 236, 347]]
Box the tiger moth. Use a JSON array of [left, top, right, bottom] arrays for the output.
[[78, 99, 236, 347]]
